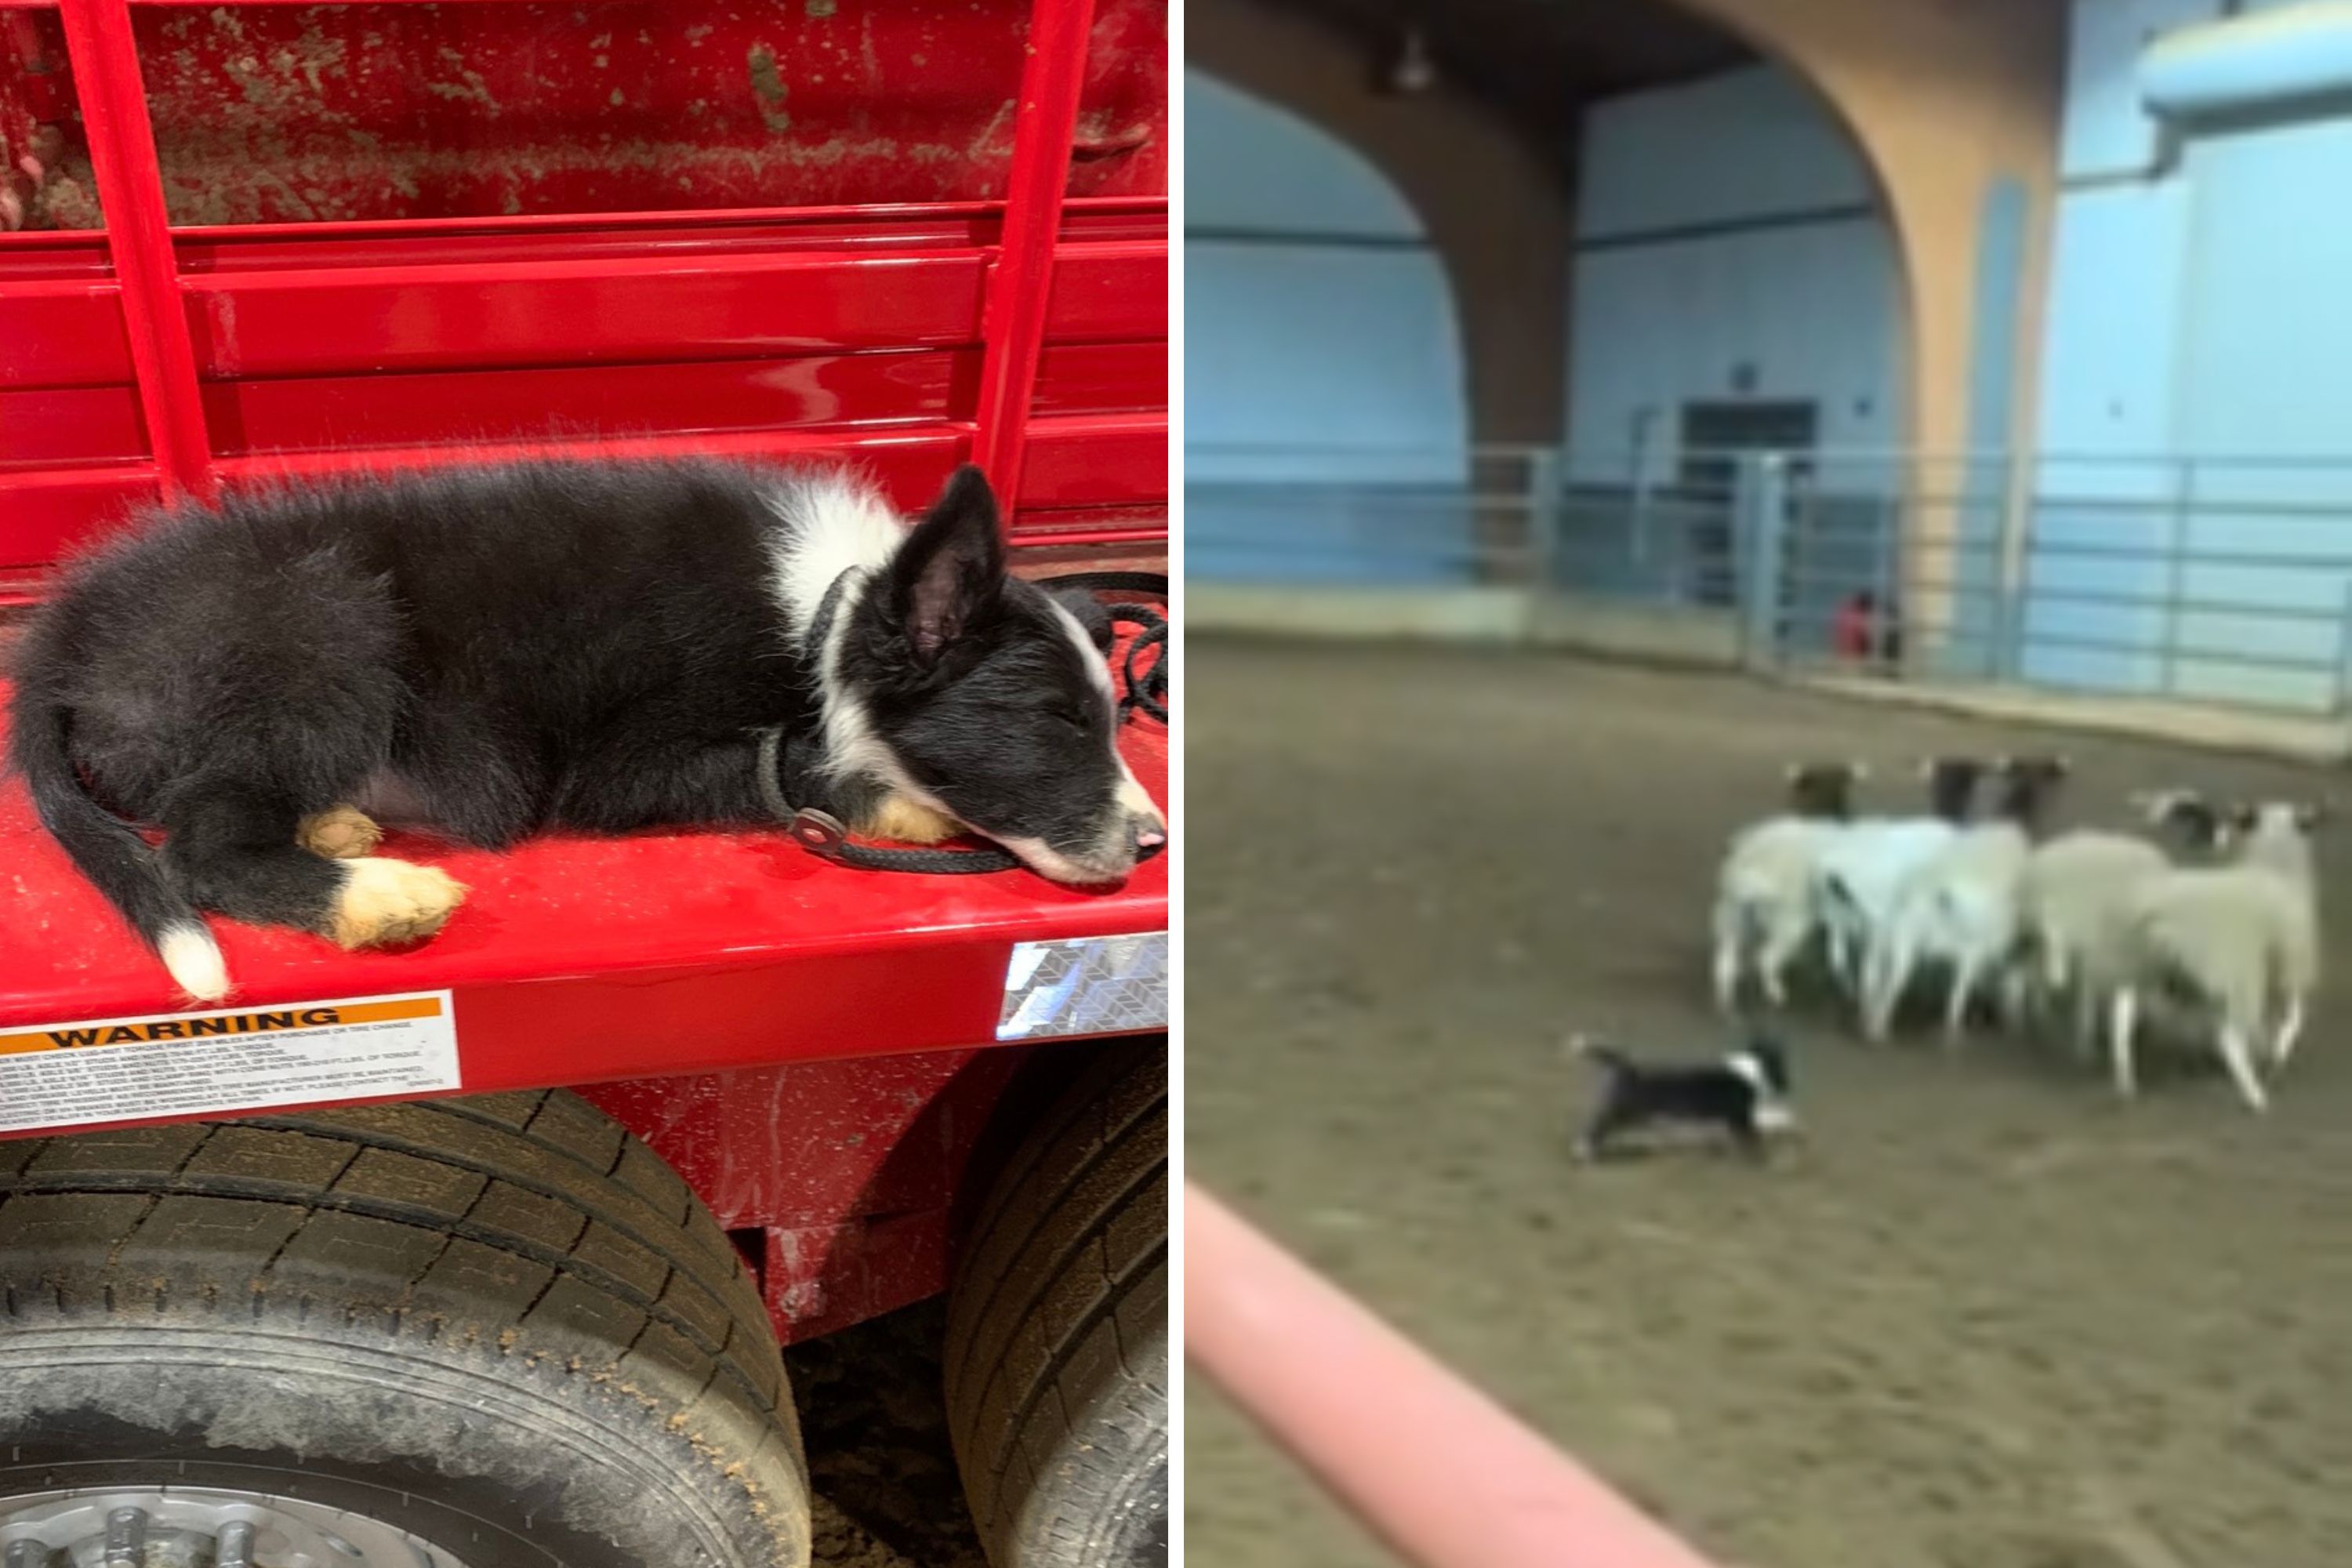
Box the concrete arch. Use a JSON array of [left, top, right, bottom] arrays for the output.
[[1185, 70, 1472, 480], [1192, 0, 2064, 469], [1188, 0, 1573, 451], [1668, 0, 2066, 461]]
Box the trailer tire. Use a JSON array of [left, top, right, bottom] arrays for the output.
[[945, 1038, 1168, 1567], [0, 1091, 808, 1568]]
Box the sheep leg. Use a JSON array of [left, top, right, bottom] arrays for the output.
[[1995, 964, 2030, 1034], [2217, 1022, 2270, 1114], [2071, 980, 2103, 1062], [1756, 911, 1808, 1010], [1837, 921, 1867, 1000], [1710, 905, 1744, 1016], [1711, 938, 1740, 1016], [1824, 919, 1851, 996], [2042, 939, 2071, 997], [1859, 939, 1890, 1040], [1864, 935, 1907, 1044], [2108, 989, 2140, 1100], [1857, 929, 1886, 1036], [2272, 995, 2306, 1070], [2037, 942, 2074, 1041], [1943, 953, 1981, 1047]]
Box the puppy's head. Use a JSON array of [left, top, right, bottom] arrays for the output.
[[838, 466, 1166, 884], [1726, 1035, 1792, 1098]]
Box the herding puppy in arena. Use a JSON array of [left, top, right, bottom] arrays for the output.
[[9, 460, 1167, 1001], [1566, 1031, 1797, 1162]]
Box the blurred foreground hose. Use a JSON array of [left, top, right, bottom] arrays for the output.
[[1185, 1183, 1724, 1568]]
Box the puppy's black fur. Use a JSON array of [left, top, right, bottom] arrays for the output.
[[1570, 1033, 1795, 1161], [8, 459, 1163, 998]]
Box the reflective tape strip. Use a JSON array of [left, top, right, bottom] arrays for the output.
[[998, 931, 1169, 1040]]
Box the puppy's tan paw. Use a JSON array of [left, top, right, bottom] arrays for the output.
[[327, 857, 467, 949], [858, 793, 961, 845], [299, 804, 383, 859]]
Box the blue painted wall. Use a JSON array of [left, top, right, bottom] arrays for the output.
[[1182, 70, 1475, 585], [2028, 0, 2352, 710], [1566, 66, 1903, 481], [1563, 66, 1904, 634]]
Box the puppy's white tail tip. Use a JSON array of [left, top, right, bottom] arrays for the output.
[[160, 922, 230, 1003]]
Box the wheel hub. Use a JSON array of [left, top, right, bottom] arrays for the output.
[[0, 1490, 472, 1568]]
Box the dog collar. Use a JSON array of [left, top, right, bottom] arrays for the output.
[[806, 566, 858, 662], [751, 566, 858, 826]]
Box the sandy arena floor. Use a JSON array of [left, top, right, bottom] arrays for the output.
[[1188, 638, 2352, 1568]]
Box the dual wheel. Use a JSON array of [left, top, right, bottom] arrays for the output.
[[0, 1039, 1167, 1568]]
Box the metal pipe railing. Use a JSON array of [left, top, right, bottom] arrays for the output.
[[56, 0, 214, 502], [1189, 444, 2352, 716], [33, 0, 1145, 544], [972, 0, 1098, 515]]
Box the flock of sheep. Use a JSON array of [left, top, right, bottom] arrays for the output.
[[1711, 755, 2322, 1112]]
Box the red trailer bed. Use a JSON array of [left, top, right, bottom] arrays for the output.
[[0, 713, 1167, 1086]]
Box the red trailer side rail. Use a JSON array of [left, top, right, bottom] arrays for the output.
[[0, 0, 1167, 1344], [0, 0, 1170, 595]]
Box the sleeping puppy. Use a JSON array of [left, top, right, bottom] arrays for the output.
[[1567, 1031, 1796, 1161], [9, 460, 1167, 1001]]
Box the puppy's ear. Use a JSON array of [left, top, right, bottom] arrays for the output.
[[886, 465, 1005, 662]]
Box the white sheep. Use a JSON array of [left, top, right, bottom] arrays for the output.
[[1862, 756, 2070, 1044], [2015, 789, 2227, 1056], [1710, 762, 1859, 1014], [1814, 757, 1986, 1013], [2107, 801, 2322, 1113]]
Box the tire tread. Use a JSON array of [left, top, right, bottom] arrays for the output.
[[0, 1091, 802, 1565], [944, 1040, 1168, 1566]]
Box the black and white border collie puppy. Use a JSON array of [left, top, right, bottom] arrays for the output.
[[8, 459, 1166, 1001], [1567, 1032, 1795, 1161]]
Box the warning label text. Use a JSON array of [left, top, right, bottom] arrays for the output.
[[0, 991, 459, 1134]]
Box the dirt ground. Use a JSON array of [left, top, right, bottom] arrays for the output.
[[791, 1300, 985, 1568], [1188, 639, 2352, 1568]]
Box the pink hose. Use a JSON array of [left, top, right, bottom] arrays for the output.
[[1185, 1184, 1724, 1568]]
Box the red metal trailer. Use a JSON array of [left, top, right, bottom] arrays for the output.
[[0, 3, 1167, 1565]]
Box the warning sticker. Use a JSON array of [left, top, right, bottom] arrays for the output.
[[0, 991, 459, 1134]]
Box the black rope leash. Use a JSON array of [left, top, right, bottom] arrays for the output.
[[773, 569, 1169, 875]]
